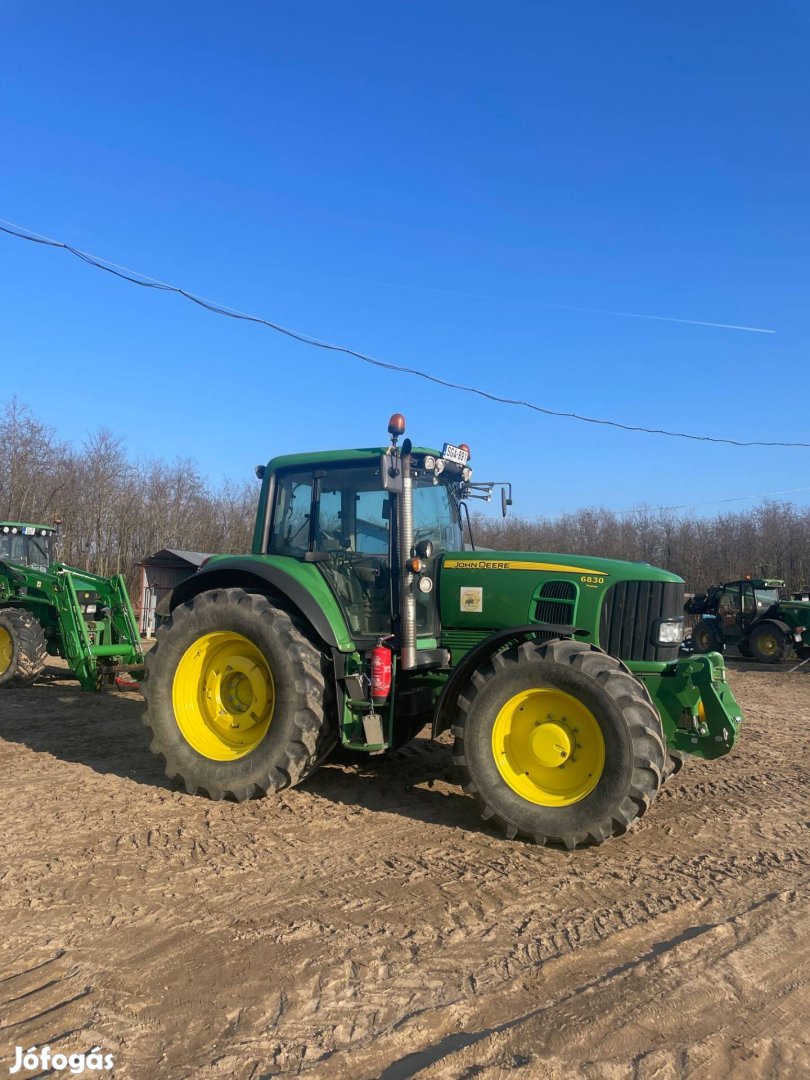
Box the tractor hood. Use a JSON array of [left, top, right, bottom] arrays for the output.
[[438, 551, 683, 633], [778, 598, 810, 615]]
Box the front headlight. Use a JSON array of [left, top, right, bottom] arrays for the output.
[[656, 618, 685, 645]]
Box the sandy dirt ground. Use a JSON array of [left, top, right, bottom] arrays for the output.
[[0, 657, 808, 1079]]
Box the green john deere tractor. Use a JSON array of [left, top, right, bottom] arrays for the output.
[[0, 522, 144, 690], [686, 578, 810, 663], [143, 415, 743, 848]]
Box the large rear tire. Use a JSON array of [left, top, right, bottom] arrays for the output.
[[748, 622, 793, 664], [143, 588, 337, 800], [453, 639, 666, 849], [0, 610, 47, 688]]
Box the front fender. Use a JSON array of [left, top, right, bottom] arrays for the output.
[[431, 623, 581, 737], [752, 619, 794, 638]]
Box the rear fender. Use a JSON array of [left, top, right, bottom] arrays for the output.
[[168, 557, 353, 652]]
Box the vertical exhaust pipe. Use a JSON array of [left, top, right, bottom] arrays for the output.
[[399, 438, 417, 670]]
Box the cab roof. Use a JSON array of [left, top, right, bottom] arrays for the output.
[[0, 522, 56, 534], [264, 446, 441, 472]]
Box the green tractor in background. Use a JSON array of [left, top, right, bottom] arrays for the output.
[[0, 522, 144, 690], [686, 578, 810, 663], [143, 415, 744, 849]]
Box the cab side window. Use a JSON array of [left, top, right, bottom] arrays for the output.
[[354, 490, 389, 555], [718, 586, 740, 611], [269, 471, 314, 554]]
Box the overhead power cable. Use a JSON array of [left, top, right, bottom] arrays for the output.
[[1, 218, 806, 449]]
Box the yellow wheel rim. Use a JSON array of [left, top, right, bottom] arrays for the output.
[[758, 633, 778, 656], [172, 632, 275, 761], [491, 688, 605, 806], [0, 626, 13, 676]]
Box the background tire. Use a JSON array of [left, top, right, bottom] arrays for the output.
[[453, 639, 666, 849], [748, 622, 793, 664], [0, 610, 47, 688], [143, 588, 337, 800], [691, 621, 723, 654]]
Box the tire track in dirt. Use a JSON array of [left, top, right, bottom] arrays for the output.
[[0, 664, 807, 1077], [401, 885, 809, 1080]]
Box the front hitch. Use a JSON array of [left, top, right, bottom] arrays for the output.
[[642, 653, 743, 759]]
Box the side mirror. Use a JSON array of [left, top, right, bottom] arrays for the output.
[[501, 486, 513, 518]]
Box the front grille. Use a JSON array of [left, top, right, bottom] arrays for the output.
[[599, 580, 684, 662]]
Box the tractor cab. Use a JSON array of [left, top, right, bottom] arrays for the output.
[[0, 523, 55, 572], [712, 578, 783, 635], [256, 416, 506, 652], [264, 453, 463, 639]]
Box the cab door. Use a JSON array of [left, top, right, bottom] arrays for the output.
[[315, 471, 393, 641], [716, 584, 742, 639]]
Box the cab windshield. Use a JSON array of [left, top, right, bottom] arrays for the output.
[[412, 481, 463, 553], [0, 532, 52, 571], [268, 467, 462, 557], [753, 588, 779, 613]]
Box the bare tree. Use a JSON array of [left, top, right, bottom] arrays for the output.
[[3, 399, 809, 596]]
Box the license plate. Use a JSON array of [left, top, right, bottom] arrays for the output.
[[442, 443, 469, 465]]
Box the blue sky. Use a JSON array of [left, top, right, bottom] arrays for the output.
[[1, 1, 808, 518]]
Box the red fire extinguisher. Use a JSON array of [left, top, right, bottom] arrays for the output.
[[370, 639, 392, 705]]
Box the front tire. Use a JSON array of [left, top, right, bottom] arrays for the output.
[[0, 610, 47, 688], [143, 588, 337, 800], [691, 621, 724, 654], [453, 639, 666, 849]]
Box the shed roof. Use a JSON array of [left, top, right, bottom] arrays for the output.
[[140, 549, 214, 567]]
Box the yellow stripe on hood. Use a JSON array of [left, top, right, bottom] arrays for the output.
[[443, 559, 608, 576]]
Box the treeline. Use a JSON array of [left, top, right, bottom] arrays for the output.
[[472, 503, 810, 594], [3, 399, 809, 597], [0, 400, 255, 595]]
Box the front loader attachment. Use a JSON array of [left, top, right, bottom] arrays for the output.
[[56, 568, 145, 690]]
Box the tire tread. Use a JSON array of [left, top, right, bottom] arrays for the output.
[[0, 609, 47, 688], [142, 588, 337, 801], [453, 639, 666, 849]]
